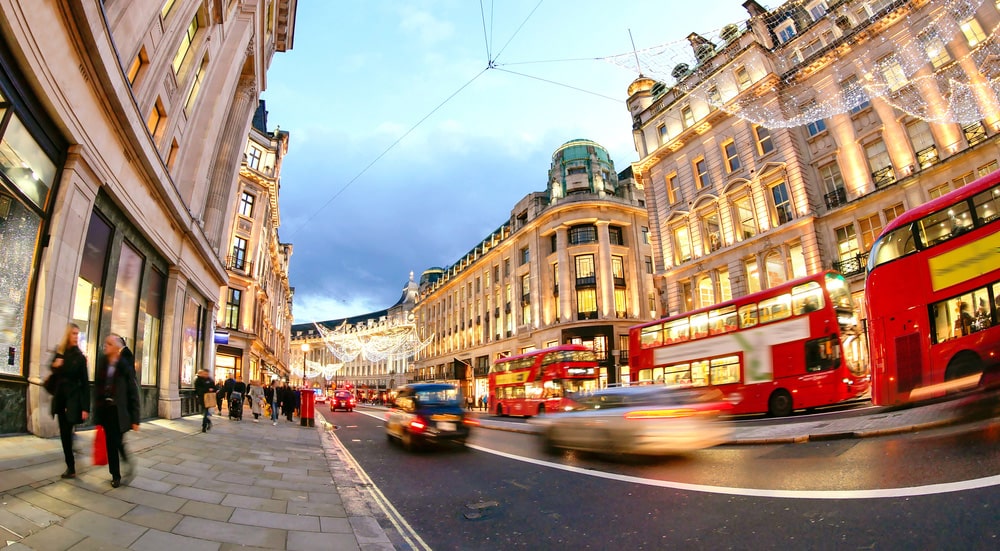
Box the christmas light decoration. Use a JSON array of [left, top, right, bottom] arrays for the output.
[[313, 318, 433, 364], [602, 0, 1000, 128]]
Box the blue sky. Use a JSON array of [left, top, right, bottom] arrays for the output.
[[262, 1, 752, 323]]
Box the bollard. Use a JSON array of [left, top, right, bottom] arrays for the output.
[[300, 388, 315, 427]]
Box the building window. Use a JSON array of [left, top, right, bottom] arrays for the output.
[[698, 277, 714, 309], [569, 224, 597, 245], [735, 66, 751, 90], [614, 288, 627, 319], [576, 288, 597, 320], [906, 120, 938, 169], [504, 258, 510, 277], [805, 115, 826, 137], [609, 226, 624, 246], [866, 139, 894, 188], [841, 75, 870, 114], [184, 56, 208, 113], [612, 255, 625, 286], [962, 121, 988, 147], [673, 225, 692, 264], [247, 146, 262, 170], [575, 255, 596, 287], [788, 241, 807, 279], [680, 280, 695, 312], [754, 125, 774, 155], [718, 268, 732, 302], [928, 182, 951, 199], [820, 162, 846, 208], [806, 1, 828, 21], [231, 236, 248, 270], [745, 257, 761, 294], [835, 224, 860, 263], [658, 124, 667, 143], [978, 161, 999, 178], [960, 17, 987, 47], [645, 256, 653, 274], [733, 195, 756, 239], [765, 251, 786, 288], [520, 246, 529, 266], [127, 47, 148, 86], [172, 13, 200, 75], [681, 105, 695, 129], [161, 0, 176, 19], [666, 172, 681, 205], [776, 19, 796, 43], [722, 140, 741, 172], [858, 214, 882, 252], [238, 192, 255, 217], [770, 182, 793, 226], [224, 288, 241, 329], [879, 55, 908, 92], [920, 32, 951, 69], [703, 210, 722, 252], [641, 226, 650, 245], [146, 98, 166, 143], [883, 203, 905, 224], [694, 157, 711, 189], [707, 86, 720, 108]]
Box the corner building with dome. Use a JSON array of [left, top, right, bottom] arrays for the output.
[[410, 139, 658, 399]]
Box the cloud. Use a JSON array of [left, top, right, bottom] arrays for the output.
[[397, 7, 455, 45]]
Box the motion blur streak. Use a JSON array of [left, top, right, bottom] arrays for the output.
[[466, 444, 1000, 500]]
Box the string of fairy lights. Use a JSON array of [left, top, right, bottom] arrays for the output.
[[312, 319, 433, 366], [601, 0, 1000, 128]]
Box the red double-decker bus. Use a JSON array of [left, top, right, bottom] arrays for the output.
[[489, 344, 600, 417], [865, 169, 1000, 406], [628, 271, 869, 416]]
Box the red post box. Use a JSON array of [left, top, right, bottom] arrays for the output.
[[299, 388, 315, 427]]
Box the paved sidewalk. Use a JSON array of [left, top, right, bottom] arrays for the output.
[[0, 410, 393, 551]]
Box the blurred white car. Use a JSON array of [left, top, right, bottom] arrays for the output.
[[529, 386, 732, 456]]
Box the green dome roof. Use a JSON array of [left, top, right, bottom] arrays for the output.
[[552, 139, 611, 164]]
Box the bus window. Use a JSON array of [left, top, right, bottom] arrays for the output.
[[709, 306, 737, 335], [824, 273, 852, 310], [973, 185, 1000, 224], [739, 305, 758, 328], [971, 289, 992, 332], [691, 360, 709, 386], [663, 363, 691, 386], [758, 294, 791, 323], [917, 201, 973, 247], [805, 335, 841, 372], [869, 226, 917, 269], [664, 318, 689, 343], [690, 313, 709, 339], [709, 356, 740, 385], [792, 281, 824, 315], [640, 324, 663, 348]]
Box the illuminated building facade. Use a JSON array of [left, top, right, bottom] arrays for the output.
[[215, 101, 294, 386], [412, 139, 657, 397], [629, 0, 1000, 370], [0, 0, 296, 435]]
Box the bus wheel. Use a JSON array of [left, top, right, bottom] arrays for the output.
[[496, 405, 504, 417], [537, 405, 545, 416], [945, 351, 982, 383], [768, 389, 793, 417]]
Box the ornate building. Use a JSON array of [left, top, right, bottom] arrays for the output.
[[0, 0, 296, 435], [411, 139, 657, 398], [290, 276, 420, 399], [628, 0, 1000, 369], [215, 101, 294, 386]]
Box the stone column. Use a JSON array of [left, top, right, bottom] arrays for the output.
[[556, 226, 571, 322], [158, 267, 187, 419], [597, 222, 614, 318], [202, 76, 258, 252]]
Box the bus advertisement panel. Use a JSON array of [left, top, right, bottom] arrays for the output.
[[489, 344, 600, 417], [865, 169, 1000, 405], [629, 271, 869, 416]]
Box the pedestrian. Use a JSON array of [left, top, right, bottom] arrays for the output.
[[94, 334, 140, 488], [50, 323, 90, 479], [267, 377, 280, 425], [280, 382, 296, 422], [480, 394, 487, 411], [249, 379, 264, 422], [195, 369, 215, 432], [223, 374, 236, 410], [230, 374, 247, 420], [215, 382, 225, 411]]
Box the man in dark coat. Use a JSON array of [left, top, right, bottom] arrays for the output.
[[94, 334, 141, 488]]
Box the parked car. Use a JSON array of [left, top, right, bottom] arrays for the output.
[[385, 383, 471, 451], [330, 390, 356, 412], [528, 385, 732, 457]]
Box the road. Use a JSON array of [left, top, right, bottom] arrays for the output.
[[323, 408, 1000, 550]]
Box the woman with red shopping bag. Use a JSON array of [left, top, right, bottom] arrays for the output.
[[93, 334, 140, 488]]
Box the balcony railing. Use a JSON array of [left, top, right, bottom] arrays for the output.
[[916, 145, 938, 169], [225, 255, 253, 275], [833, 251, 870, 277], [613, 277, 626, 287], [963, 121, 987, 147], [575, 276, 596, 287], [824, 187, 847, 209], [872, 166, 895, 189]]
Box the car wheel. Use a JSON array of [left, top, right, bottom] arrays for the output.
[[401, 430, 417, 452], [386, 432, 394, 444]]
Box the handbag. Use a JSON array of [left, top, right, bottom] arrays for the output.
[[203, 393, 215, 410], [43, 373, 59, 395], [93, 425, 108, 466]]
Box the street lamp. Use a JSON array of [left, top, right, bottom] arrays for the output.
[[300, 342, 310, 388]]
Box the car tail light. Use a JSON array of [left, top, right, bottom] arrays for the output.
[[409, 417, 428, 433], [464, 418, 480, 426]]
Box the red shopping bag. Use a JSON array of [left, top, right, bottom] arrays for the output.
[[93, 425, 108, 466]]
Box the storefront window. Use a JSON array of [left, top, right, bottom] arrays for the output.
[[111, 241, 144, 345], [140, 268, 165, 385], [0, 113, 56, 209], [0, 191, 40, 376], [75, 212, 112, 379], [180, 294, 204, 387]]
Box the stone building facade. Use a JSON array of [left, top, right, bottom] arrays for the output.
[[411, 139, 657, 397], [629, 0, 1000, 371], [0, 0, 296, 435]]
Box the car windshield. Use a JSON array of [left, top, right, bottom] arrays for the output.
[[335, 391, 352, 399], [415, 388, 460, 405], [570, 387, 722, 411]]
